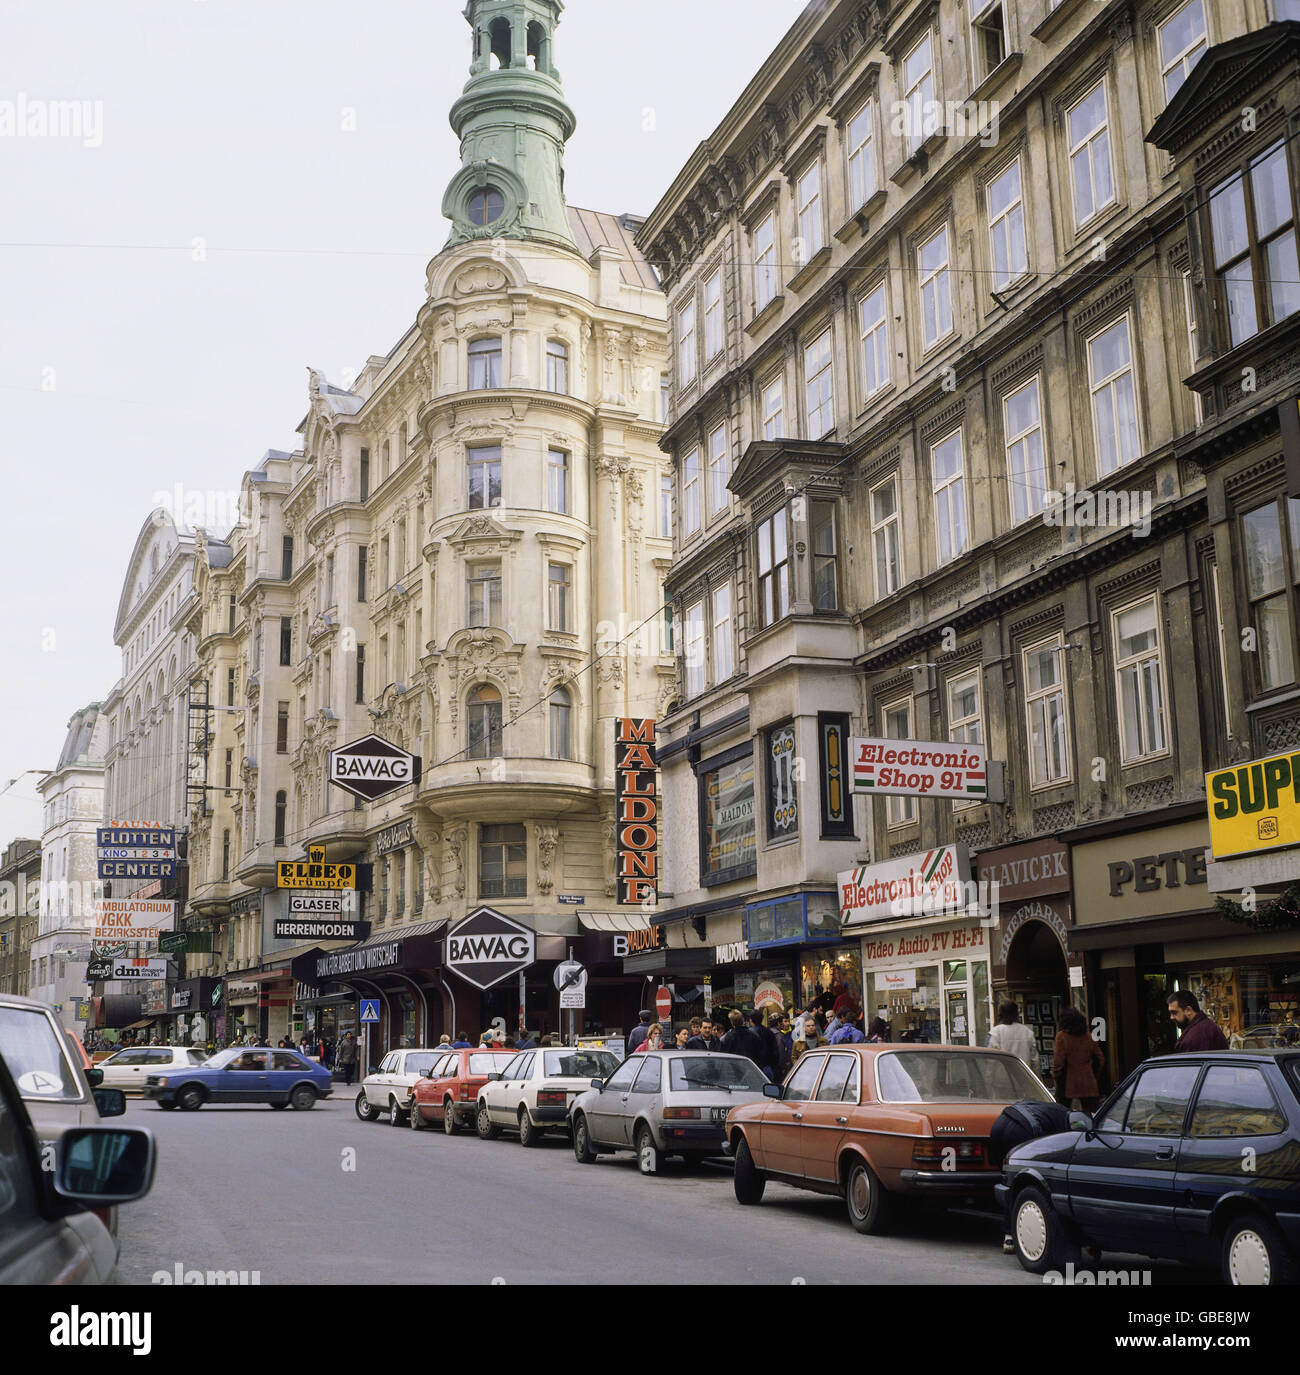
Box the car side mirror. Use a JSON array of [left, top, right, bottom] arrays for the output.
[[488, 1072, 502, 1082], [1068, 1110, 1093, 1132], [763, 1082, 782, 1099], [53, 1126, 156, 1209], [369, 1065, 378, 1074], [93, 1088, 126, 1118], [590, 1078, 604, 1091], [86, 1068, 104, 1088]]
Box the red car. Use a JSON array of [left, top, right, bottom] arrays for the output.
[[410, 1049, 516, 1134]]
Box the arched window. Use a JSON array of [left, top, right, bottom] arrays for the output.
[[546, 339, 569, 394], [527, 20, 547, 72], [548, 686, 572, 761], [467, 684, 503, 760], [489, 16, 511, 69], [468, 337, 502, 390], [274, 791, 287, 847], [468, 187, 504, 226]]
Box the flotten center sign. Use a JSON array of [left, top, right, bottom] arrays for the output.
[[615, 718, 658, 906], [850, 737, 1002, 802]]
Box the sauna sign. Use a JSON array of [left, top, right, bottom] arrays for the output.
[[615, 718, 658, 906]]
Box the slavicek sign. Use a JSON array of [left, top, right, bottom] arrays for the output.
[[445, 907, 535, 991]]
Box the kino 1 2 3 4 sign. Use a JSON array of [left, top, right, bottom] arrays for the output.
[[615, 718, 658, 906], [851, 736, 1000, 802]]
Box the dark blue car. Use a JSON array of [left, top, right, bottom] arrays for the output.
[[997, 1050, 1300, 1286], [143, 1047, 332, 1112]]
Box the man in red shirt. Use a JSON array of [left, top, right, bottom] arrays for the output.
[[1167, 990, 1229, 1052]]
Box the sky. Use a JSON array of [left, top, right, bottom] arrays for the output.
[[0, 0, 803, 840]]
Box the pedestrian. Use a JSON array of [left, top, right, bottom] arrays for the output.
[[748, 1009, 780, 1078], [539, 1034, 554, 1047], [626, 1009, 653, 1057], [673, 1026, 691, 1049], [1166, 990, 1229, 1052], [688, 1017, 702, 1040], [774, 1015, 793, 1075], [686, 1017, 721, 1052], [636, 1022, 664, 1053], [1051, 1006, 1104, 1112], [865, 1016, 890, 1044], [452, 1031, 472, 1048], [438, 1034, 451, 1049], [336, 1030, 360, 1087], [986, 1000, 1036, 1067], [515, 1029, 536, 1050], [829, 1010, 866, 1044], [721, 1009, 763, 1068]]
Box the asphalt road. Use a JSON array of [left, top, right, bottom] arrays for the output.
[[112, 1094, 1196, 1286]]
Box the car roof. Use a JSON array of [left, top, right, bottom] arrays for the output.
[[1144, 1048, 1300, 1062]]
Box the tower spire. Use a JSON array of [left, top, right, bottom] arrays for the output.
[[442, 0, 578, 252]]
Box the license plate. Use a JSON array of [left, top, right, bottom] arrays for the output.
[[711, 1107, 728, 1124]]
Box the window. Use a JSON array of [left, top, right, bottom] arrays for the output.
[[227, 594, 237, 634], [467, 561, 502, 628], [357, 547, 368, 604], [756, 507, 791, 627], [468, 187, 504, 226], [859, 284, 890, 398], [1207, 560, 1233, 733], [818, 712, 854, 837], [704, 271, 723, 359], [468, 337, 502, 390], [547, 449, 569, 515], [1087, 316, 1141, 475], [753, 213, 777, 312], [1241, 497, 1300, 690], [224, 748, 233, 792], [468, 445, 502, 509], [480, 823, 526, 898], [902, 32, 936, 156], [816, 1054, 855, 1102], [547, 562, 571, 632], [1004, 376, 1049, 524], [360, 448, 370, 501], [659, 474, 672, 538], [279, 616, 292, 667], [545, 340, 569, 394], [381, 536, 390, 589], [707, 424, 728, 516], [1181, 270, 1203, 424], [276, 703, 289, 755], [662, 601, 675, 655], [684, 600, 706, 699], [947, 670, 983, 809], [712, 584, 733, 682], [918, 225, 953, 349], [660, 375, 670, 424], [700, 749, 757, 881], [871, 476, 902, 596], [971, 0, 1006, 80], [847, 102, 877, 211], [810, 500, 839, 611], [1158, 0, 1207, 103], [987, 159, 1027, 290], [1124, 1064, 1200, 1136], [1112, 596, 1169, 762], [631, 1056, 662, 1095], [355, 644, 366, 704], [796, 163, 825, 260], [682, 448, 701, 534], [281, 536, 293, 581], [931, 429, 968, 566], [766, 722, 798, 841], [226, 667, 236, 707], [548, 687, 572, 760], [761, 375, 784, 440], [1024, 635, 1071, 787], [678, 301, 697, 385], [274, 792, 286, 847], [221, 830, 231, 882], [1190, 1064, 1287, 1138], [783, 1054, 825, 1102], [804, 329, 834, 437], [1208, 141, 1300, 348], [467, 685, 503, 760], [883, 698, 916, 826], [1066, 83, 1115, 228]]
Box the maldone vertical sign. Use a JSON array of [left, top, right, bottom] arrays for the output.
[[615, 718, 658, 906]]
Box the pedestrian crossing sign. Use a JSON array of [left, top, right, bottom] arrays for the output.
[[359, 999, 380, 1024]]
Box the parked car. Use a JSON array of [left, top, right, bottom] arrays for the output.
[[142, 1046, 332, 1110], [0, 1047, 156, 1283], [477, 1046, 620, 1145], [355, 1047, 447, 1124], [409, 1048, 517, 1134], [569, 1050, 771, 1174], [727, 1044, 1055, 1233], [998, 1049, 1300, 1286], [98, 1045, 208, 1093], [1235, 1024, 1300, 1050]]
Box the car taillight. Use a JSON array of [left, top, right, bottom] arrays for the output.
[[537, 1090, 566, 1106], [662, 1107, 701, 1120], [913, 1139, 987, 1166], [461, 1083, 475, 1100]]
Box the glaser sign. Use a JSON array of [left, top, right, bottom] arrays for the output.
[[1206, 749, 1300, 859], [615, 718, 658, 905], [839, 846, 973, 926], [851, 737, 997, 801]]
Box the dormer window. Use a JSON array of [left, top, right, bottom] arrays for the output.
[[468, 187, 505, 227]]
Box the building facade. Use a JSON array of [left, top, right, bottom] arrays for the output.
[[0, 838, 42, 998]]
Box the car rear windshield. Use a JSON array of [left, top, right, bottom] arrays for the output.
[[668, 1056, 769, 1092], [468, 1053, 515, 1075], [543, 1050, 618, 1079], [876, 1051, 1052, 1104], [0, 1006, 83, 1100]]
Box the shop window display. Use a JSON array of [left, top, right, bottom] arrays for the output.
[[800, 946, 863, 1020], [1178, 963, 1300, 1048]]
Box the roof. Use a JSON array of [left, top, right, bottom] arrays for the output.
[[566, 206, 661, 290], [54, 703, 107, 771]]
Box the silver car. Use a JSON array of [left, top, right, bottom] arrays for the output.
[[98, 1045, 208, 1094], [355, 1047, 447, 1124], [569, 1051, 771, 1175]]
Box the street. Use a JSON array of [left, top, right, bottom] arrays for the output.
[[112, 1095, 1194, 1286]]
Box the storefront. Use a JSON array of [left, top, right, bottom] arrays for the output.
[[168, 977, 219, 1047]]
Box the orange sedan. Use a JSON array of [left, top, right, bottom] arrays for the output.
[[726, 1043, 1055, 1235]]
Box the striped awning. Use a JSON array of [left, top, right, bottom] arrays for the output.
[[577, 911, 652, 933]]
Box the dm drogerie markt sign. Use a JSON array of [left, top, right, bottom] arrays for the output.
[[328, 734, 420, 803], [276, 845, 359, 891]]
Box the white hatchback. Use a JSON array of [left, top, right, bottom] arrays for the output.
[[356, 1048, 448, 1125], [98, 1046, 208, 1093], [476, 1046, 621, 1147]]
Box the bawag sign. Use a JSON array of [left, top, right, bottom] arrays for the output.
[[615, 718, 658, 905], [446, 908, 536, 991]]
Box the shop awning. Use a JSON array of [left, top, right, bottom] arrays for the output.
[[578, 912, 652, 933], [122, 1018, 156, 1030], [232, 966, 293, 984]]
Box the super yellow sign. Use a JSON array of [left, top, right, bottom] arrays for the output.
[[276, 844, 358, 890], [1206, 750, 1300, 859]]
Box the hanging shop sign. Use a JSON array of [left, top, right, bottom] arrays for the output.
[[328, 734, 420, 802], [1206, 749, 1300, 860], [97, 856, 176, 880], [277, 844, 358, 890], [753, 980, 785, 1011], [615, 718, 658, 906], [110, 957, 169, 982], [92, 899, 176, 944], [288, 893, 354, 917], [273, 918, 369, 941], [374, 819, 414, 857], [715, 940, 750, 965], [446, 907, 536, 991], [614, 925, 663, 957], [839, 846, 974, 927], [157, 931, 189, 953], [850, 736, 1002, 803], [96, 825, 176, 853]]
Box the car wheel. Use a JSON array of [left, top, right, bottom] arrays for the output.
[[572, 1113, 597, 1164], [290, 1085, 316, 1111], [1011, 1184, 1079, 1275], [477, 1103, 502, 1140], [443, 1099, 458, 1135], [844, 1157, 892, 1236], [1221, 1214, 1297, 1287], [388, 1097, 407, 1127], [156, 1101, 177, 1111], [409, 1098, 425, 1131], [732, 1137, 766, 1205], [518, 1107, 539, 1148], [635, 1123, 663, 1177], [355, 1091, 379, 1123], [176, 1085, 204, 1112]]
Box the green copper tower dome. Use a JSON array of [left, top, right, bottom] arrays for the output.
[[443, 0, 578, 252]]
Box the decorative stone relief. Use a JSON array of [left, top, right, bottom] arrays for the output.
[[445, 828, 467, 899], [535, 825, 557, 896]]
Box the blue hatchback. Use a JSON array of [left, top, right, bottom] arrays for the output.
[[997, 1049, 1300, 1286], [143, 1047, 333, 1112]]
